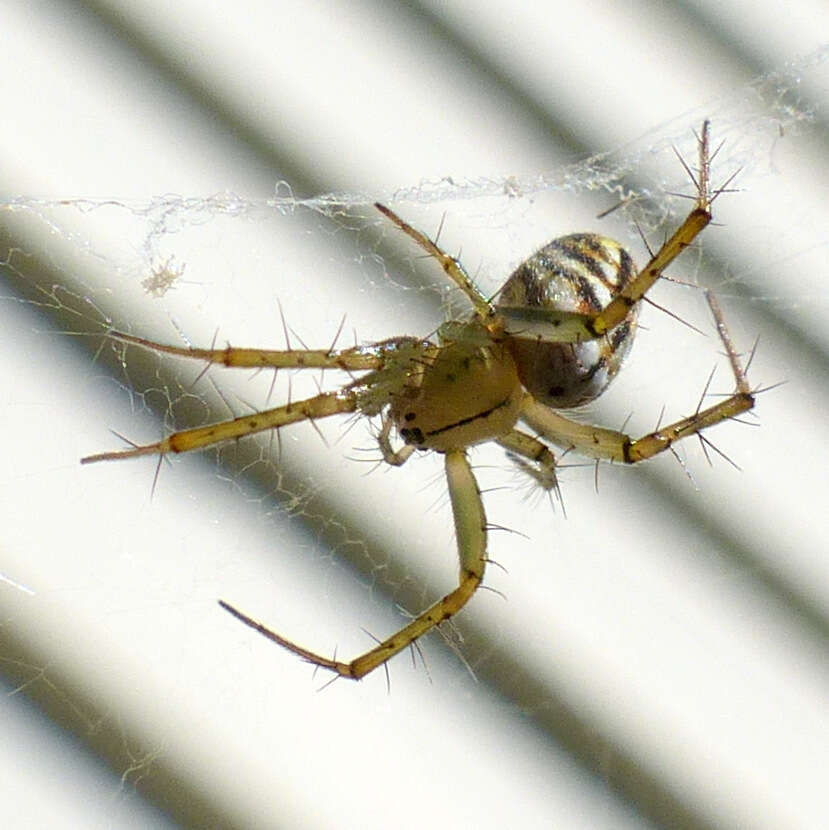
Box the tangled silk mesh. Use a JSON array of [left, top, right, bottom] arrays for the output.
[[3, 45, 825, 273], [1, 47, 828, 698]]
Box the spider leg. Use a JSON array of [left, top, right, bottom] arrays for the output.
[[375, 203, 496, 322], [81, 391, 357, 463], [522, 389, 753, 465], [497, 428, 558, 493], [587, 120, 713, 338], [498, 121, 721, 346], [104, 329, 386, 371], [520, 291, 755, 464], [219, 449, 487, 680]]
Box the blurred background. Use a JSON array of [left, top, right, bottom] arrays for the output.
[[1, 2, 828, 828]]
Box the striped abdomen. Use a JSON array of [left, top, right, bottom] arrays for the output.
[[496, 233, 638, 408]]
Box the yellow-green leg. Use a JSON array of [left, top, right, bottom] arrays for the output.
[[219, 449, 488, 680], [81, 391, 357, 463]]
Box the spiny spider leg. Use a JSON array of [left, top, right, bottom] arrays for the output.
[[496, 429, 559, 493], [520, 291, 755, 464], [81, 391, 356, 463], [375, 202, 496, 322], [587, 120, 714, 337], [219, 449, 487, 680], [82, 334, 427, 463], [486, 122, 722, 347], [105, 329, 386, 371]]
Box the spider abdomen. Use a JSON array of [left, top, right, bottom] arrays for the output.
[[497, 233, 638, 408]]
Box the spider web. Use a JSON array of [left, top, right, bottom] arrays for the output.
[[2, 43, 829, 830]]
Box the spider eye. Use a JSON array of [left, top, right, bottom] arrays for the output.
[[400, 426, 425, 445]]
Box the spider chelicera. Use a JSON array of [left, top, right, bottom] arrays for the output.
[[83, 121, 754, 681]]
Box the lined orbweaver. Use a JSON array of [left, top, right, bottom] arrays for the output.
[[83, 122, 754, 680]]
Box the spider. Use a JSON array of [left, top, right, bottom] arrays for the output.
[[82, 121, 754, 681]]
